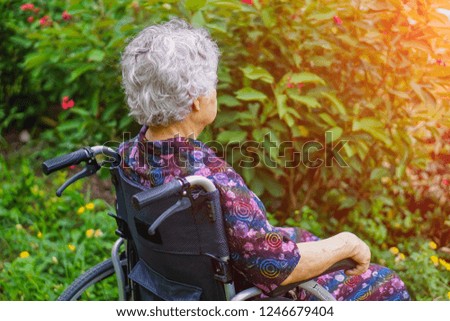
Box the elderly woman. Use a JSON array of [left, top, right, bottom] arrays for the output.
[[119, 18, 410, 300]]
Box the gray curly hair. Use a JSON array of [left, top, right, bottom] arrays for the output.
[[120, 18, 220, 127]]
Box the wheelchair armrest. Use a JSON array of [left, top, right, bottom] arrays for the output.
[[267, 258, 357, 297]]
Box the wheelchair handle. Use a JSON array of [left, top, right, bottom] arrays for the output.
[[42, 146, 120, 175], [42, 148, 92, 175], [132, 176, 217, 210], [132, 179, 183, 210]]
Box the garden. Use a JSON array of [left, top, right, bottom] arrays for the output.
[[0, 0, 449, 300]]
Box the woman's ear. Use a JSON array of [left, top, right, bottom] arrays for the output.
[[192, 98, 201, 111]]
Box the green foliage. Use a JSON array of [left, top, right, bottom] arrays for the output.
[[0, 151, 117, 300]]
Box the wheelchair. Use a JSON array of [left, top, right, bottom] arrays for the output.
[[42, 145, 356, 301]]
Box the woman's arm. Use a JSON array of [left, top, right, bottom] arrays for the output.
[[281, 232, 371, 285]]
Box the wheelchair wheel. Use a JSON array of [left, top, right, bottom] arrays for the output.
[[57, 259, 119, 301]]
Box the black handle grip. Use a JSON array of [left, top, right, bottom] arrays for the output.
[[325, 258, 357, 275], [42, 149, 90, 175], [132, 179, 183, 210]]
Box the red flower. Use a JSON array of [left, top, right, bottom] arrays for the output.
[[69, 165, 76, 170], [436, 59, 446, 66], [39, 15, 51, 27], [241, 0, 253, 4], [62, 10, 72, 21], [61, 96, 75, 110], [443, 179, 449, 186], [27, 16, 34, 23], [333, 15, 343, 25], [286, 82, 294, 89], [20, 3, 34, 11], [297, 83, 305, 90]]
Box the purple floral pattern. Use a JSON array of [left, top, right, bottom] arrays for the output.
[[119, 126, 410, 301]]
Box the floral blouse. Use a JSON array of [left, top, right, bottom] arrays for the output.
[[119, 126, 301, 293]]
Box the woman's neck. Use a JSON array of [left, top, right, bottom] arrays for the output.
[[145, 119, 202, 141]]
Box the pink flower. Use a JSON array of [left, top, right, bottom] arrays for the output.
[[241, 0, 253, 4], [62, 10, 72, 21], [39, 15, 51, 27], [20, 3, 34, 11], [61, 96, 75, 109], [69, 165, 76, 170], [333, 15, 343, 25], [297, 83, 305, 90], [436, 59, 446, 66], [443, 179, 449, 186], [286, 82, 294, 89], [27, 16, 34, 23]]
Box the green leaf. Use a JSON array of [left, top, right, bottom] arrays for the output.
[[319, 113, 337, 127], [69, 65, 97, 82], [235, 88, 267, 101], [250, 176, 265, 196], [321, 92, 347, 115], [216, 130, 247, 143], [289, 72, 326, 85], [210, 0, 243, 10], [191, 10, 206, 27], [338, 197, 357, 210], [184, 0, 207, 11], [87, 49, 105, 62], [370, 167, 390, 180], [240, 65, 274, 84], [325, 127, 343, 143], [23, 53, 49, 70], [70, 108, 91, 117], [261, 7, 276, 28], [241, 167, 255, 183], [57, 120, 83, 132], [352, 117, 383, 131], [264, 178, 285, 198], [276, 94, 288, 118], [218, 95, 241, 107], [288, 92, 321, 108], [352, 118, 392, 146], [307, 10, 336, 21]]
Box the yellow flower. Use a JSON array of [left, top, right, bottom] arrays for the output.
[[85, 202, 95, 210], [439, 258, 448, 268], [19, 251, 30, 258], [398, 253, 406, 261], [77, 206, 85, 215], [430, 255, 439, 266], [448, 292, 450, 300], [428, 241, 437, 250], [68, 244, 76, 252], [389, 247, 399, 255], [37, 231, 42, 239], [94, 229, 103, 238], [85, 229, 95, 238]]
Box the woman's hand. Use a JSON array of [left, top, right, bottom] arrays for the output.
[[337, 232, 371, 276], [281, 231, 371, 285]]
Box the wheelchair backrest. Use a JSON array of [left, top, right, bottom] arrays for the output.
[[110, 166, 232, 300]]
